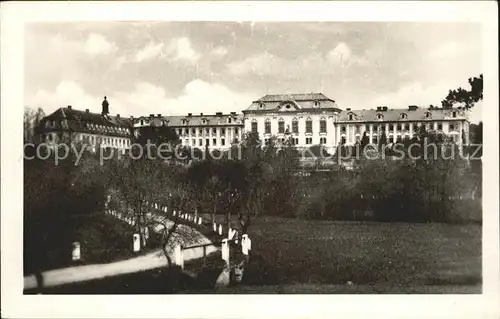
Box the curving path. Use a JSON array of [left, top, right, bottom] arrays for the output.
[[24, 215, 219, 290]]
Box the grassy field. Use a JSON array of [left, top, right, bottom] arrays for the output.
[[239, 217, 481, 289]]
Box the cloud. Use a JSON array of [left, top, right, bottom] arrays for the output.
[[84, 33, 118, 56], [210, 46, 229, 58], [163, 79, 256, 115], [129, 37, 200, 64], [228, 43, 367, 77], [227, 52, 283, 76], [428, 42, 461, 59], [167, 37, 200, 63], [135, 42, 165, 62], [27, 79, 256, 119]]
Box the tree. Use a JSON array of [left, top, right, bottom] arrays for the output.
[[24, 107, 45, 143], [441, 74, 483, 109]]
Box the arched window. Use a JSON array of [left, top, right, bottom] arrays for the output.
[[265, 118, 271, 134], [425, 112, 432, 118], [292, 118, 299, 133], [305, 118, 313, 133], [320, 117, 327, 133], [348, 114, 354, 121], [400, 113, 407, 119], [251, 119, 258, 133], [278, 118, 285, 133], [377, 113, 383, 120]]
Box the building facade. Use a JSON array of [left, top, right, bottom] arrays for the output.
[[36, 97, 133, 153], [242, 93, 470, 151], [242, 93, 343, 154], [132, 112, 244, 151], [36, 93, 470, 155]]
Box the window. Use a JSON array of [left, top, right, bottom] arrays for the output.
[[199, 139, 203, 146], [235, 128, 239, 135], [192, 128, 196, 134], [278, 119, 285, 133], [452, 111, 457, 118], [401, 113, 407, 119], [355, 125, 361, 133], [184, 128, 188, 134], [228, 118, 232, 124], [341, 125, 346, 133], [206, 139, 210, 146], [265, 119, 271, 134], [449, 123, 455, 131], [205, 128, 210, 135], [306, 137, 313, 145], [396, 124, 401, 131], [389, 124, 394, 131], [293, 138, 299, 145], [320, 137, 327, 144], [320, 119, 327, 133], [377, 114, 383, 120], [348, 114, 354, 120], [373, 124, 378, 131], [185, 139, 189, 145], [341, 137, 346, 144], [426, 112, 431, 118], [372, 136, 378, 145], [251, 121, 258, 133], [292, 119, 299, 133], [221, 138, 225, 146], [212, 128, 216, 134], [306, 119, 313, 133], [140, 120, 144, 126], [192, 139, 195, 145], [213, 138, 217, 145], [437, 123, 443, 130], [404, 124, 410, 131], [365, 124, 370, 131]]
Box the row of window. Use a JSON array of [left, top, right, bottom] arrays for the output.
[[365, 111, 459, 121], [79, 134, 131, 148], [182, 137, 238, 147], [252, 119, 328, 134], [340, 121, 461, 134], [262, 137, 329, 146], [175, 127, 240, 137]]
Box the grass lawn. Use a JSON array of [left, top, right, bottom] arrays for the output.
[[242, 217, 481, 289]]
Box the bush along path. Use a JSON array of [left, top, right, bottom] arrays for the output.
[[24, 201, 225, 292]]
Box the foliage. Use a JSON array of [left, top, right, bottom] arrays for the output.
[[441, 74, 483, 109]]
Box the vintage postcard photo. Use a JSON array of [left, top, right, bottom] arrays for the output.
[[1, 1, 499, 318]]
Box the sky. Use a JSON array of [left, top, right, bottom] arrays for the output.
[[24, 22, 483, 122]]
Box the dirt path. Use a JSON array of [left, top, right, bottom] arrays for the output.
[[24, 216, 219, 290]]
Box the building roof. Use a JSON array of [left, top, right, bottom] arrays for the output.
[[133, 113, 244, 127], [244, 93, 340, 112], [39, 107, 132, 137], [336, 107, 468, 123]]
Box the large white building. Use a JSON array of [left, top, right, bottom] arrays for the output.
[[242, 93, 470, 153], [38, 93, 470, 155]]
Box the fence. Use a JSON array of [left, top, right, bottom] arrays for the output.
[[102, 197, 253, 267]]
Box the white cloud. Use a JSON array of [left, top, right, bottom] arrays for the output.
[[165, 37, 200, 63], [428, 42, 461, 59], [130, 37, 200, 64], [227, 52, 283, 76], [84, 33, 118, 56], [27, 80, 256, 119], [135, 42, 165, 62], [327, 42, 367, 67], [163, 79, 256, 115], [210, 46, 229, 57]]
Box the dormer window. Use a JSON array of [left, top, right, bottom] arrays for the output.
[[314, 100, 320, 107], [425, 112, 431, 118], [400, 113, 407, 119], [228, 118, 232, 124], [258, 102, 264, 109], [348, 114, 354, 121], [377, 113, 383, 120], [202, 118, 208, 125], [452, 111, 457, 118], [182, 119, 189, 125]]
